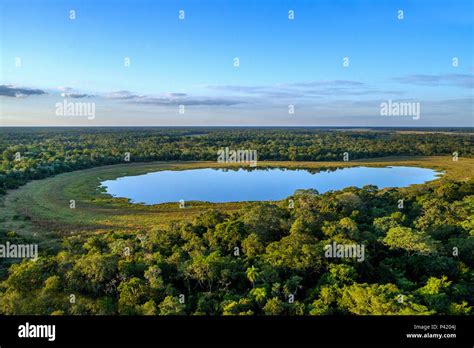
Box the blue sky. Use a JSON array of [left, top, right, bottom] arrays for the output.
[[1, 0, 473, 126]]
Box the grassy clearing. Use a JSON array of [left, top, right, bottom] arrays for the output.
[[0, 156, 472, 249]]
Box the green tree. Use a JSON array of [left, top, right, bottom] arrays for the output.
[[383, 227, 435, 255], [158, 296, 186, 315], [250, 287, 267, 303], [246, 266, 259, 287]]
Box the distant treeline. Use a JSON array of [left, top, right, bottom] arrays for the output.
[[1, 127, 473, 193]]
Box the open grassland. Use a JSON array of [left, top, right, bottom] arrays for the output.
[[1, 156, 473, 249]]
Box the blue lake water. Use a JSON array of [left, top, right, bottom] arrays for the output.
[[100, 166, 441, 205]]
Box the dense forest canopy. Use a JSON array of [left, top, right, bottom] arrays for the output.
[[0, 181, 472, 315], [0, 127, 472, 315]]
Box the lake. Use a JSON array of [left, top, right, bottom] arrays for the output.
[[100, 166, 441, 205]]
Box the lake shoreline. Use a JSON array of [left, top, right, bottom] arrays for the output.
[[100, 166, 443, 205], [0, 156, 471, 242]]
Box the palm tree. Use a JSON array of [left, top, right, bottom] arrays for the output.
[[250, 287, 267, 303], [246, 266, 258, 287]]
